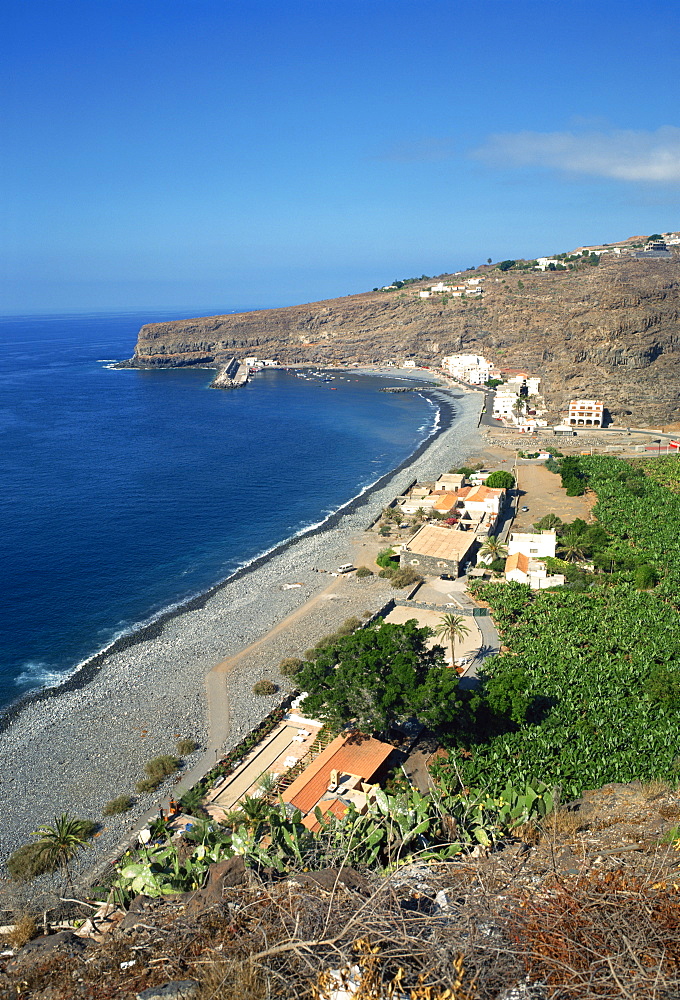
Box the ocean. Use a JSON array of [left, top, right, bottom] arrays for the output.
[[0, 311, 442, 713]]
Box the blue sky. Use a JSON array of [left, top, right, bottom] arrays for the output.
[[2, 0, 680, 313]]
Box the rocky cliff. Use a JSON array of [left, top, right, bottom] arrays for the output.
[[124, 255, 680, 424]]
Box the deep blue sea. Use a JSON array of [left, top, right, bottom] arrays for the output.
[[0, 311, 440, 713]]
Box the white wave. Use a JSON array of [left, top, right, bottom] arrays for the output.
[[97, 359, 119, 362], [9, 390, 448, 701], [15, 661, 68, 690]]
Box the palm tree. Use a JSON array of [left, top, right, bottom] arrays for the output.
[[412, 507, 427, 525], [558, 535, 585, 563], [512, 397, 527, 421], [239, 795, 271, 833], [434, 613, 471, 666], [31, 814, 89, 894], [479, 535, 508, 564]]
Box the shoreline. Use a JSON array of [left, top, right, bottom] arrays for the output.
[[0, 376, 485, 893], [0, 371, 453, 735]]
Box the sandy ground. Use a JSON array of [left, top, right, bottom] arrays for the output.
[[513, 462, 595, 530]]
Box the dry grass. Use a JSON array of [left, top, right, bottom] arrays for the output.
[[641, 779, 671, 801], [5, 914, 37, 949], [506, 868, 680, 998], [539, 806, 582, 841]]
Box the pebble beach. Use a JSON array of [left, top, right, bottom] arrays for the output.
[[0, 378, 484, 900]]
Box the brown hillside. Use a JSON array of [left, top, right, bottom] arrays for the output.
[[125, 255, 680, 424]]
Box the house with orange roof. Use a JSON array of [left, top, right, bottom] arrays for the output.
[[505, 551, 565, 590], [282, 732, 396, 826], [460, 484, 505, 513], [432, 491, 458, 514]]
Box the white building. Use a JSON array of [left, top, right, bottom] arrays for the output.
[[403, 359, 417, 368], [505, 552, 565, 590], [535, 257, 565, 270], [508, 531, 556, 560], [441, 354, 493, 384], [493, 390, 522, 421], [568, 400, 603, 427]]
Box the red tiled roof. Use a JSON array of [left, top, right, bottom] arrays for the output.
[[282, 733, 395, 814], [505, 552, 529, 574], [432, 492, 458, 511], [465, 486, 505, 502], [302, 798, 348, 832]]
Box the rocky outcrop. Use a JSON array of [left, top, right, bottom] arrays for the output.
[[122, 255, 680, 424]]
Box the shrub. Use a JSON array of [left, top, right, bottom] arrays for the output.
[[253, 680, 278, 696], [279, 657, 304, 678], [635, 564, 658, 590], [103, 795, 134, 816], [6, 842, 53, 881], [378, 567, 395, 578], [376, 547, 397, 568], [490, 558, 506, 573], [355, 566, 373, 578], [378, 526, 391, 536], [391, 566, 423, 589], [176, 737, 198, 755], [336, 616, 361, 635], [485, 470, 515, 489], [6, 914, 37, 948], [144, 755, 179, 781], [75, 818, 99, 839], [135, 777, 161, 794]]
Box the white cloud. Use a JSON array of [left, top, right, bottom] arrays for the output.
[[472, 126, 680, 183]]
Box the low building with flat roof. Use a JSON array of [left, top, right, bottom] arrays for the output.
[[400, 523, 477, 576], [508, 530, 557, 560]]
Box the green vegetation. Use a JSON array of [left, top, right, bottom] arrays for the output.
[[176, 737, 198, 755], [640, 454, 680, 494], [145, 755, 180, 781], [297, 618, 462, 736], [433, 613, 470, 664], [497, 259, 516, 271], [103, 795, 134, 816], [376, 546, 397, 568], [485, 469, 515, 489], [28, 814, 92, 891], [389, 565, 422, 589], [355, 565, 373, 578], [7, 842, 56, 881], [479, 534, 508, 563], [279, 656, 304, 677], [455, 456, 680, 798], [253, 680, 278, 696], [136, 777, 161, 794], [111, 776, 555, 900]]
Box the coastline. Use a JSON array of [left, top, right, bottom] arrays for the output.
[[0, 367, 453, 734], [0, 375, 485, 890]]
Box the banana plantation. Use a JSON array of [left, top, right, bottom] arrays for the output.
[[460, 455, 680, 797]]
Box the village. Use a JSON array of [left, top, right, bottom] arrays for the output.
[[139, 442, 591, 855]]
